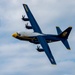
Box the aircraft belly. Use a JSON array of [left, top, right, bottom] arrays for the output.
[[16, 35, 59, 44], [16, 36, 39, 44], [16, 36, 33, 41]]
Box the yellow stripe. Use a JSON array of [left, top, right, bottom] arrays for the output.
[[62, 32, 67, 37], [25, 5, 28, 12]]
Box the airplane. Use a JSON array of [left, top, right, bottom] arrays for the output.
[[12, 4, 72, 65]]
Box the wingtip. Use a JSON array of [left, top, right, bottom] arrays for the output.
[[67, 48, 71, 50], [69, 26, 72, 29], [51, 62, 57, 65], [52, 63, 57, 66], [23, 4, 27, 6], [56, 26, 59, 28]]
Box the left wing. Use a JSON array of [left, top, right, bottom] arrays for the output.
[[23, 4, 42, 34]]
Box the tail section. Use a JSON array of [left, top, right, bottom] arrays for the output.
[[58, 27, 72, 39], [56, 26, 72, 50], [61, 39, 71, 50]]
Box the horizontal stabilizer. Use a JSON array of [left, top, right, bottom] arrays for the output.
[[61, 39, 71, 50]]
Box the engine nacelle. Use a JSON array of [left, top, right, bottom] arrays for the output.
[[37, 48, 44, 52], [25, 24, 32, 29], [22, 15, 29, 21], [36, 46, 44, 52]]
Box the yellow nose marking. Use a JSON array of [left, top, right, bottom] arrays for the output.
[[12, 33, 18, 38]]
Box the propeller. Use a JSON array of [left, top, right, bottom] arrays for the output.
[[16, 32, 21, 36], [22, 15, 25, 20], [22, 15, 25, 18], [22, 15, 29, 21], [25, 23, 28, 28], [25, 23, 32, 29], [37, 46, 40, 49], [25, 23, 28, 26], [36, 46, 44, 52]]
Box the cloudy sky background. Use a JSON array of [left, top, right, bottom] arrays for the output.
[[0, 0, 75, 75]]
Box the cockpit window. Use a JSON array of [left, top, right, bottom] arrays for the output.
[[18, 34, 21, 36], [16, 32, 21, 36]]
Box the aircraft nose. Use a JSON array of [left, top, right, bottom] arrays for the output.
[[12, 33, 18, 38]]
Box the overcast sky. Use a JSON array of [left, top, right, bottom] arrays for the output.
[[0, 0, 75, 75]]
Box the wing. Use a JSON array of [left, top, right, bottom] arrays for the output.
[[23, 4, 42, 34], [37, 36, 56, 65], [23, 4, 56, 65]]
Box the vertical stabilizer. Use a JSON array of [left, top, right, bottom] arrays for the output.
[[56, 26, 62, 35]]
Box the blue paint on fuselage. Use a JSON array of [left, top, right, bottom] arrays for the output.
[[29, 34, 60, 44], [16, 34, 60, 44]]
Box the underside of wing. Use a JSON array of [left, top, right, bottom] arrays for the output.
[[37, 36, 56, 65]]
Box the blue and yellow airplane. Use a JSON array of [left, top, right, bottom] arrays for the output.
[[12, 4, 72, 65]]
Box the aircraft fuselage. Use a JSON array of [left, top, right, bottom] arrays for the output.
[[12, 32, 60, 44]]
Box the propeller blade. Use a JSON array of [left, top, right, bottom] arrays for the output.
[[22, 15, 25, 18]]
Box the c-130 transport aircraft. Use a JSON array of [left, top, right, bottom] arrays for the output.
[[12, 4, 72, 65]]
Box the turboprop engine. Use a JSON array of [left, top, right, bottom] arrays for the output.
[[22, 15, 29, 21], [25, 23, 32, 29], [36, 46, 44, 52]]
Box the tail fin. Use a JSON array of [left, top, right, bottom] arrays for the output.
[[56, 26, 62, 35], [58, 27, 72, 39], [56, 26, 72, 50]]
